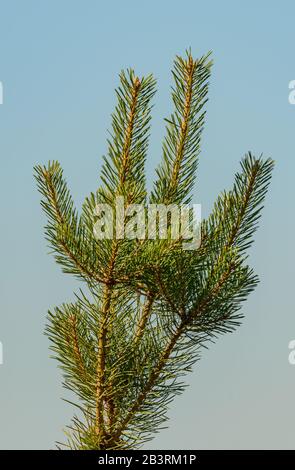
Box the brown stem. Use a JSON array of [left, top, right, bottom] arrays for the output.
[[166, 56, 195, 202], [95, 282, 112, 437], [120, 76, 141, 187], [134, 293, 155, 345], [94, 76, 142, 443]]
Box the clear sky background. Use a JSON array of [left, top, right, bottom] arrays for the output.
[[0, 0, 294, 449]]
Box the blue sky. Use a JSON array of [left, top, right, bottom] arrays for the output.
[[0, 0, 294, 449]]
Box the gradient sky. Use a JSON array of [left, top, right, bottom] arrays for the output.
[[0, 0, 294, 449]]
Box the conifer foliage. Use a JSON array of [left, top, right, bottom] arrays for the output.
[[34, 51, 274, 449]]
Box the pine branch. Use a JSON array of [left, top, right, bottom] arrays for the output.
[[99, 70, 156, 205], [35, 51, 274, 450], [110, 155, 273, 444], [34, 162, 104, 283], [151, 50, 212, 205]]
